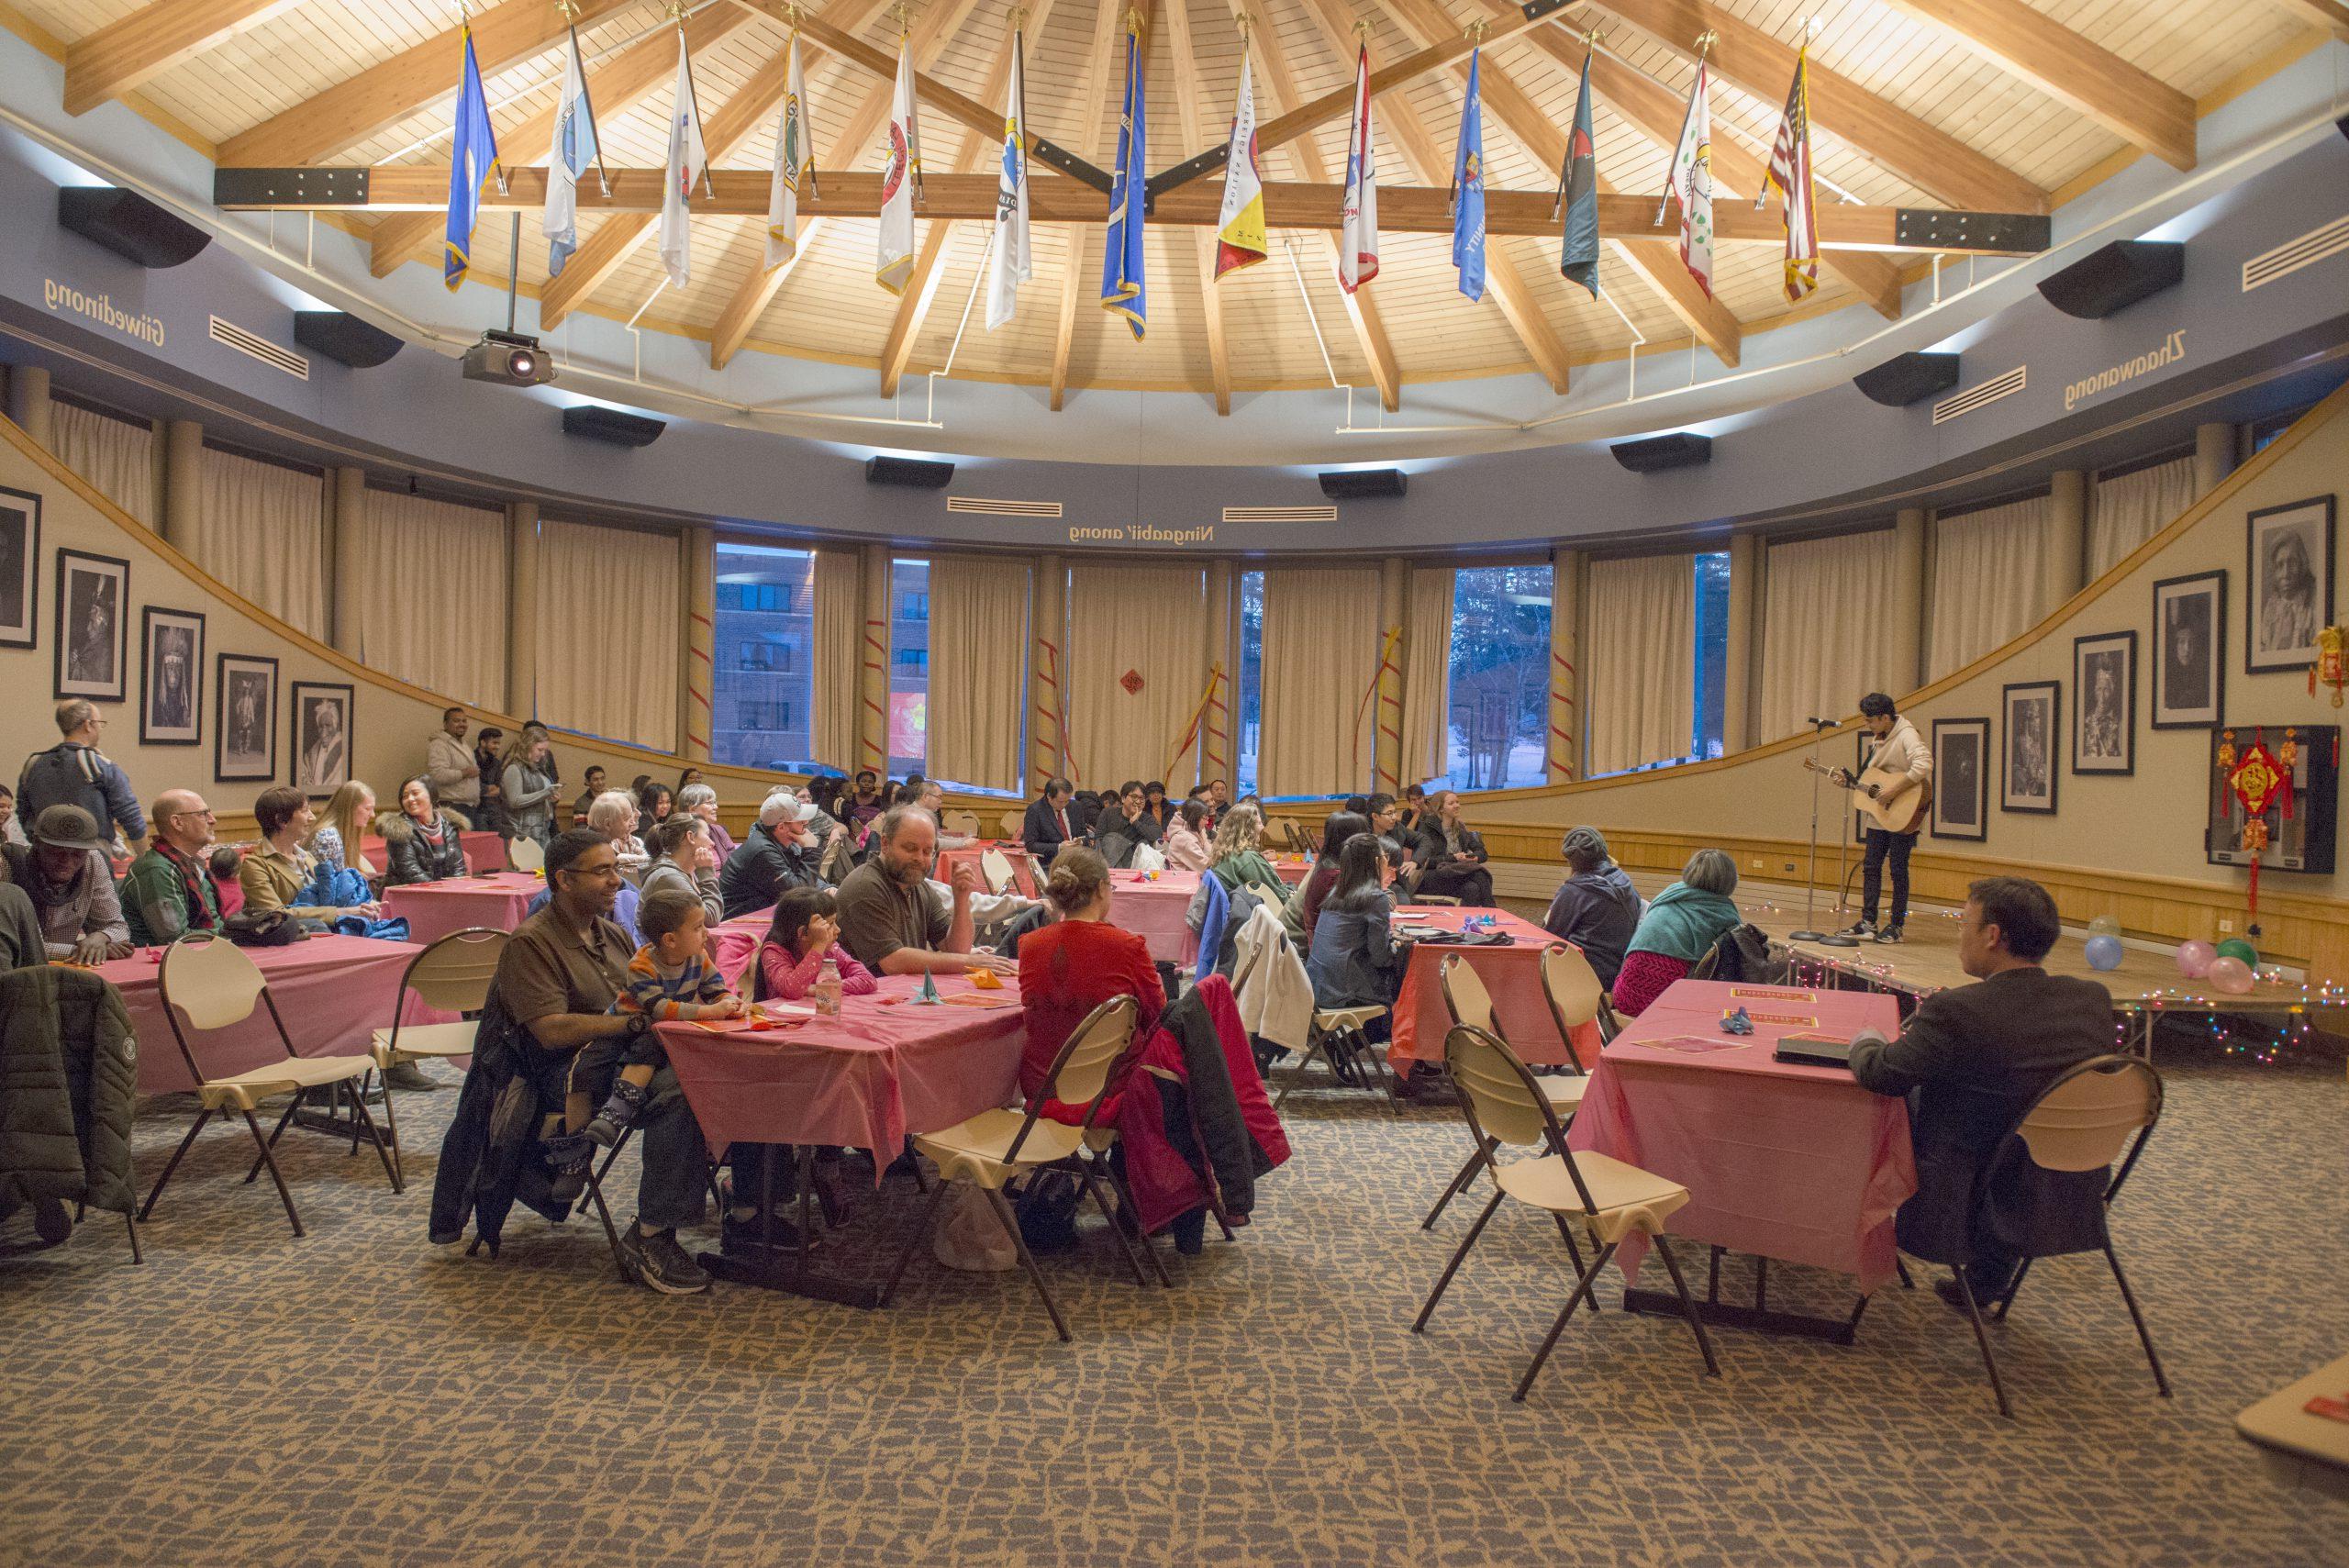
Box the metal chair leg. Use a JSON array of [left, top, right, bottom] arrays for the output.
[[1545, 1209, 1590, 1283], [2102, 1242, 2172, 1397], [1512, 1240, 1619, 1404], [1104, 1156, 1173, 1287], [1653, 1235, 1721, 1378], [1896, 1256, 1916, 1291], [1992, 1257, 2034, 1320], [244, 1094, 303, 1184], [347, 1074, 365, 1158], [239, 1107, 305, 1238], [1076, 1163, 1152, 1289], [1422, 1142, 1487, 1230], [1414, 1188, 1505, 1333], [879, 1175, 955, 1306], [581, 1162, 633, 1285], [139, 1106, 214, 1220], [1952, 1269, 2013, 1418], [982, 1184, 1071, 1342], [122, 1207, 142, 1264], [379, 1064, 406, 1189], [346, 1084, 401, 1194]]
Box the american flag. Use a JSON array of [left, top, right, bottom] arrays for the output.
[[1760, 48, 1818, 303]]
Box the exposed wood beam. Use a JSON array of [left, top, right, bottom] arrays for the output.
[[1163, 0, 1232, 414], [217, 0, 637, 168], [1048, 0, 1130, 412], [2268, 0, 2349, 42], [1049, 228, 1086, 411], [1872, 0, 2196, 170], [1599, 0, 2051, 215], [63, 0, 300, 117]]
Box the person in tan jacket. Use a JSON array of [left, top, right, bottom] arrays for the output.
[[1847, 693, 1933, 944]]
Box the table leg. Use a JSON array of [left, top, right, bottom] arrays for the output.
[[699, 1140, 885, 1309], [1625, 1251, 1871, 1347]]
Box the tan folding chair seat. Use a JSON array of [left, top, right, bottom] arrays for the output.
[[368, 928, 508, 1185], [979, 847, 1016, 896], [998, 809, 1024, 839], [1490, 1151, 1687, 1245], [1274, 1005, 1397, 1113], [946, 809, 982, 839], [507, 836, 546, 873]]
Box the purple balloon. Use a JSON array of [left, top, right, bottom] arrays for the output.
[[2176, 940, 2217, 979], [2085, 935, 2124, 972]]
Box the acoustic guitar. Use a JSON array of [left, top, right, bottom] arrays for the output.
[[1803, 757, 1933, 835]]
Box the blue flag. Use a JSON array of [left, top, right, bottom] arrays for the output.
[[443, 24, 499, 291], [1558, 53, 1599, 298], [1099, 14, 1147, 340], [1451, 48, 1486, 303]]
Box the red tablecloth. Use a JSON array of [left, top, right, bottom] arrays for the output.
[[1108, 867, 1199, 964], [1386, 906, 1603, 1073], [381, 872, 542, 946], [660, 972, 1027, 1167], [1567, 979, 1914, 1293], [357, 828, 508, 875], [938, 841, 1039, 897], [1268, 854, 1311, 887], [98, 934, 451, 1094]]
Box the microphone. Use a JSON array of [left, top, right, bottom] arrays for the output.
[[1807, 717, 1838, 730]]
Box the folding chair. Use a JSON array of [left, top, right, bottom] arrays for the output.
[[507, 836, 546, 873], [979, 846, 1016, 895], [1414, 1023, 1719, 1402], [1275, 1005, 1397, 1114], [1423, 952, 1586, 1228], [882, 995, 1143, 1341], [945, 810, 983, 840], [997, 810, 1024, 839], [369, 928, 508, 1185], [140, 932, 398, 1237]]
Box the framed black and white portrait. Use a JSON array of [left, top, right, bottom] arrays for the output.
[[2152, 570, 2225, 728], [2071, 630, 2135, 776], [139, 606, 204, 745], [215, 653, 278, 783], [0, 485, 38, 649], [289, 681, 352, 795], [2245, 496, 2333, 674], [54, 549, 128, 701], [2001, 681, 2059, 815], [1931, 717, 1988, 841]]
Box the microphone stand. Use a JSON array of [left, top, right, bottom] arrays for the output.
[[1787, 717, 1835, 942]]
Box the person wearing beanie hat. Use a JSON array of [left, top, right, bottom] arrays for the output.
[[6, 803, 132, 964], [1541, 825, 1641, 990]]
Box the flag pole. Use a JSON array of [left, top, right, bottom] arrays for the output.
[[557, 1, 613, 198], [897, 2, 924, 206], [671, 0, 713, 198], [1548, 25, 1602, 220], [794, 6, 821, 201], [1012, 6, 1029, 186], [1449, 19, 1486, 220]]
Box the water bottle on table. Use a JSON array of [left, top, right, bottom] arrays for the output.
[[814, 958, 843, 1018]]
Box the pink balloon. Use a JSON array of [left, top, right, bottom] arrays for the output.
[[2176, 940, 2217, 979], [2206, 956, 2255, 995]]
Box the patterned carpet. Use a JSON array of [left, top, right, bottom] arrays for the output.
[[2, 1035, 2343, 1567]]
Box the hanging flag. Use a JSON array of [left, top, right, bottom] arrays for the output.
[[985, 28, 1032, 330], [766, 30, 817, 271], [658, 28, 709, 291], [1556, 52, 1599, 299], [1450, 47, 1486, 303], [1660, 59, 1714, 298], [543, 22, 600, 280], [442, 22, 499, 290], [1758, 47, 1818, 303], [876, 33, 921, 293], [1099, 10, 1147, 338], [1337, 44, 1379, 293], [1212, 49, 1266, 279]]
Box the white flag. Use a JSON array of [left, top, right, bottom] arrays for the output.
[[766, 34, 812, 270], [985, 32, 1031, 330], [542, 27, 599, 278], [1336, 45, 1379, 293], [659, 30, 708, 291], [876, 38, 918, 294], [1212, 51, 1266, 278], [1660, 61, 1714, 298]]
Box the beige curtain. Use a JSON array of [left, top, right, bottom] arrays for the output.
[[927, 555, 1029, 792], [50, 404, 155, 527], [1065, 564, 1208, 789], [1757, 528, 1901, 741], [191, 445, 328, 639], [810, 548, 862, 769], [1398, 567, 1453, 788], [2089, 455, 2197, 578], [351, 489, 507, 709], [1258, 566, 1382, 796], [535, 517, 679, 750], [1586, 553, 1695, 776], [1927, 495, 2049, 681]]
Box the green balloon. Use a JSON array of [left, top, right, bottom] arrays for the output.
[[2087, 915, 2121, 939], [2215, 939, 2259, 967]]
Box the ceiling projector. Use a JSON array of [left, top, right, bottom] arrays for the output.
[[462, 328, 555, 387]]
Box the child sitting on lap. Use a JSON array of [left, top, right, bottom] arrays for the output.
[[571, 888, 742, 1150], [759, 886, 879, 1002]]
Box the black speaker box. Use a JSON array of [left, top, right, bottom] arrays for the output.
[[1853, 351, 1962, 408], [561, 405, 666, 448], [294, 311, 403, 369], [865, 455, 955, 488], [1610, 432, 1712, 473], [2036, 240, 2184, 320], [56, 187, 210, 269], [1318, 468, 1408, 500]]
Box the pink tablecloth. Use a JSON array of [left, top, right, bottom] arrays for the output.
[[357, 828, 508, 875], [1386, 906, 1603, 1073], [938, 842, 1039, 897], [381, 872, 543, 946], [99, 934, 451, 1094], [1108, 867, 1199, 964], [708, 906, 775, 992], [1268, 854, 1312, 887], [661, 972, 1027, 1166], [1568, 979, 1914, 1293]]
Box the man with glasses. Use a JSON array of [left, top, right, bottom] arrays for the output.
[[120, 789, 221, 945], [17, 699, 145, 855]]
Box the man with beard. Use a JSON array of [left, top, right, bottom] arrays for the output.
[[833, 805, 1017, 977]]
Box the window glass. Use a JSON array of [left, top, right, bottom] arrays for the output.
[[1443, 565, 1552, 791], [1692, 551, 1731, 761], [711, 542, 815, 770], [1236, 571, 1264, 795], [889, 558, 930, 776]]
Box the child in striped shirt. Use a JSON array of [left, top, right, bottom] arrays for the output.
[[571, 887, 743, 1149]]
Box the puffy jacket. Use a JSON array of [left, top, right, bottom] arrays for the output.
[[1112, 976, 1289, 1235], [378, 807, 473, 885], [0, 965, 139, 1220]]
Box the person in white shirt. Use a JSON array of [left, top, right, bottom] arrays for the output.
[[589, 790, 651, 884], [425, 706, 482, 811], [1845, 692, 1934, 945]]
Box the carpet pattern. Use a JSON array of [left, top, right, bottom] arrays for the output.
[[1, 1041, 2343, 1567]]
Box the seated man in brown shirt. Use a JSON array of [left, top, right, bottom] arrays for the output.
[[835, 805, 1019, 978]]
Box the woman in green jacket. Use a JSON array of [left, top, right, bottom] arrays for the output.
[[1207, 803, 1290, 903]]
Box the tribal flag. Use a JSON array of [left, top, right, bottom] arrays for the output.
[[1451, 47, 1486, 303], [543, 23, 600, 279], [1556, 51, 1599, 299], [766, 31, 817, 270], [442, 22, 498, 290], [1659, 59, 1714, 298], [1758, 47, 1819, 303], [1212, 49, 1267, 278], [876, 34, 921, 294], [657, 28, 709, 291], [985, 27, 1032, 329], [1099, 10, 1147, 338], [1336, 45, 1378, 293]]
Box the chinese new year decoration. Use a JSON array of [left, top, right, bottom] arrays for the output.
[[1119, 669, 1145, 695], [2312, 626, 2346, 706], [2216, 726, 2297, 932]]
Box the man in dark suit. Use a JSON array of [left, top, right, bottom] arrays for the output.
[[1849, 876, 2113, 1310], [1021, 778, 1077, 864]]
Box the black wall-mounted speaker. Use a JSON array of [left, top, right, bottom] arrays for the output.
[[561, 405, 666, 448], [1853, 352, 1962, 408], [865, 455, 955, 488], [56, 187, 210, 269], [2036, 240, 2184, 320], [1609, 432, 1712, 473], [1318, 468, 1407, 500], [294, 310, 403, 369]]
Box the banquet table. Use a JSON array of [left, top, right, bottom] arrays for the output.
[[708, 906, 776, 991], [98, 934, 451, 1094], [381, 872, 543, 946], [1386, 905, 1602, 1075], [1567, 978, 1913, 1342], [1108, 867, 1200, 964], [357, 828, 508, 876], [937, 841, 1039, 897], [1268, 854, 1311, 887]]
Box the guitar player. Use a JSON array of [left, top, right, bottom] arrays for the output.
[[1844, 693, 1934, 945]]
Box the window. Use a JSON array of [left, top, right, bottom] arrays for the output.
[[1236, 571, 1264, 795], [1691, 551, 1731, 761], [889, 558, 930, 776], [896, 647, 928, 674], [711, 542, 816, 770], [898, 590, 930, 618], [1443, 565, 1552, 792]]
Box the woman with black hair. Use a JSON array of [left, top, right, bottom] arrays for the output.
[[1305, 833, 1408, 1020], [1296, 811, 1369, 940]]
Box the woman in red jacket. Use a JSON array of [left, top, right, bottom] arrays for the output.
[[1017, 845, 1163, 1122]]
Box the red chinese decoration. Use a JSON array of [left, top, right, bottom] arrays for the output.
[[2313, 627, 2346, 707], [1119, 669, 1145, 695], [2219, 726, 2296, 925]]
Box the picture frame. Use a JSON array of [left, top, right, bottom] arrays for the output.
[[0, 484, 38, 649], [1931, 718, 1989, 840], [2000, 681, 2060, 815], [288, 680, 353, 795], [2244, 495, 2334, 674], [54, 549, 128, 701], [2071, 629, 2136, 776], [139, 606, 205, 746], [2151, 570, 2225, 729], [215, 653, 278, 783]]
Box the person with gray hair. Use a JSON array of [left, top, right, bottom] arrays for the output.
[[674, 781, 735, 860], [17, 697, 144, 852], [717, 790, 827, 918], [833, 805, 1017, 976], [1541, 826, 1642, 989], [1611, 847, 1745, 1018], [587, 790, 650, 884]]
